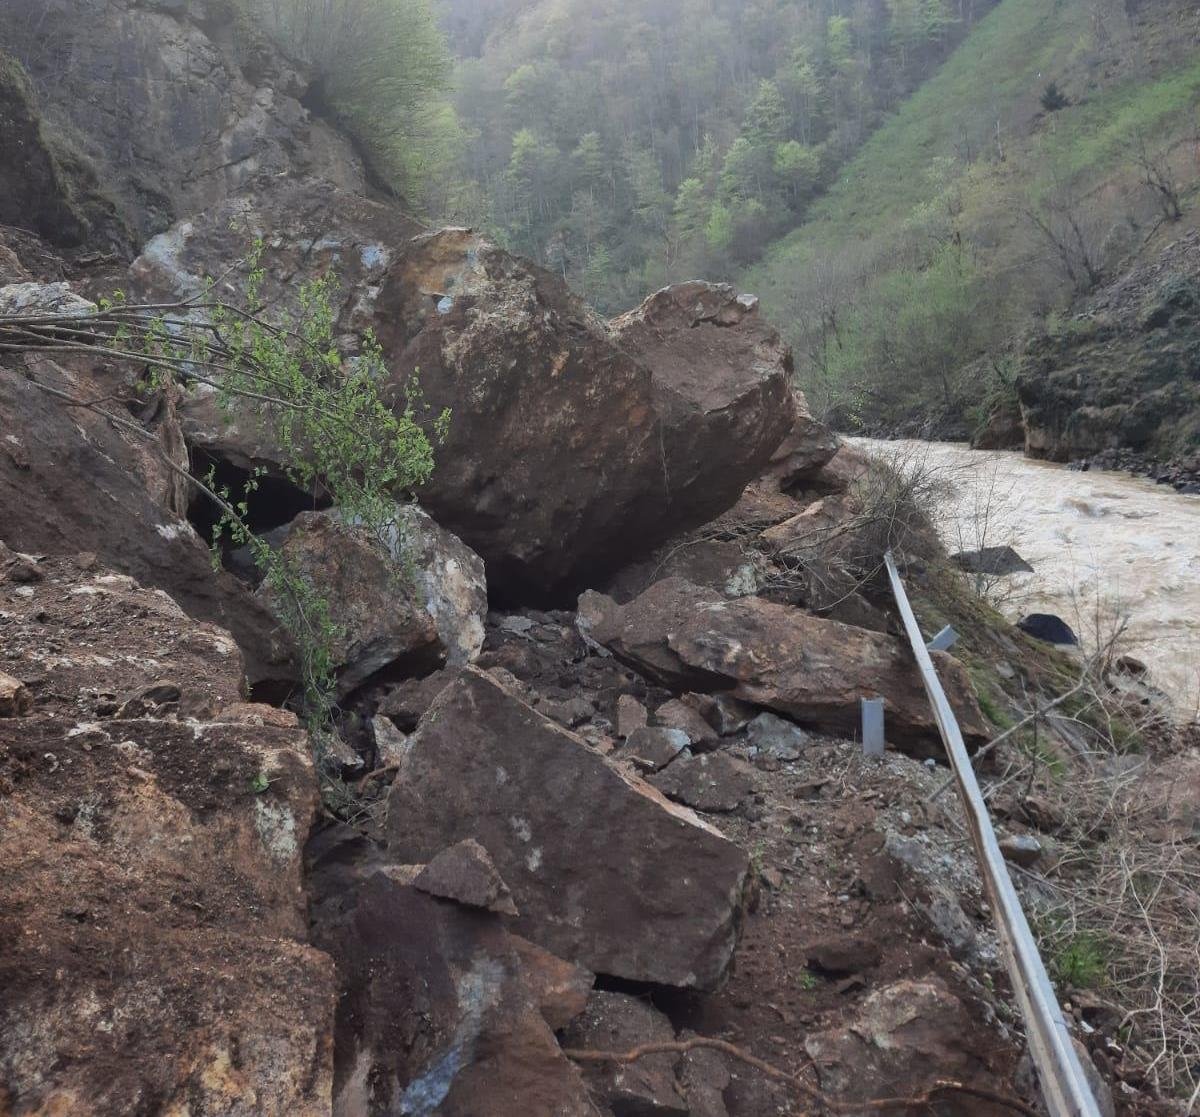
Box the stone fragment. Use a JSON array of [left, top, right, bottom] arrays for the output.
[[615, 726, 691, 772], [806, 935, 883, 975], [656, 697, 719, 750], [951, 545, 1033, 576], [1018, 613, 1079, 646], [650, 753, 755, 814], [414, 838, 519, 916], [387, 669, 749, 989], [371, 715, 410, 766], [746, 712, 810, 761], [998, 834, 1043, 868], [616, 693, 649, 738], [561, 991, 688, 1117], [0, 671, 31, 717], [509, 935, 594, 1032]]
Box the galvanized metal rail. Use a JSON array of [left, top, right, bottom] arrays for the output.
[[883, 551, 1101, 1117]]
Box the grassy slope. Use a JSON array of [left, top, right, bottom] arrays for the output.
[[744, 0, 1200, 426]]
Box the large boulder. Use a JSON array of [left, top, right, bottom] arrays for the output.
[[0, 352, 294, 686], [256, 507, 486, 698], [1, 0, 363, 243], [578, 579, 989, 756], [307, 827, 597, 1117], [0, 553, 335, 1114], [387, 668, 750, 990], [755, 389, 840, 492], [606, 281, 797, 527], [129, 194, 796, 601]]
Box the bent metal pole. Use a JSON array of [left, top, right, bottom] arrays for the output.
[[884, 551, 1101, 1117]]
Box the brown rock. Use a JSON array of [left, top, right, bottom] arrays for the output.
[[0, 711, 335, 1112], [135, 198, 796, 601], [0, 671, 30, 716], [377, 666, 463, 730], [804, 977, 1008, 1105], [617, 693, 649, 738], [758, 391, 840, 491], [579, 579, 988, 757], [655, 697, 720, 750], [650, 752, 755, 813], [387, 669, 750, 989], [509, 935, 594, 1032], [806, 935, 884, 975], [0, 355, 293, 687], [414, 838, 519, 916], [307, 834, 596, 1117], [258, 511, 443, 698], [561, 991, 687, 1117], [0, 550, 247, 721], [614, 726, 692, 772]]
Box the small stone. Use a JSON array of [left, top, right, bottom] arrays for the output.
[[999, 834, 1043, 868], [538, 695, 595, 728], [614, 726, 691, 772], [745, 712, 809, 761], [498, 614, 535, 637], [760, 867, 784, 891], [0, 671, 31, 717], [6, 560, 42, 584], [649, 752, 754, 813], [655, 697, 719, 750], [371, 715, 410, 766], [616, 694, 649, 738], [413, 838, 518, 916], [806, 935, 882, 975]]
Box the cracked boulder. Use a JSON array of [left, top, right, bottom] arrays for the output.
[[579, 579, 988, 756], [387, 668, 750, 989], [131, 197, 795, 601]]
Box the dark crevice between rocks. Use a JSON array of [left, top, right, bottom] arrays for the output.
[[186, 446, 329, 577]]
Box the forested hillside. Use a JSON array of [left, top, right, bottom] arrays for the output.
[[433, 0, 1000, 310], [742, 0, 1200, 434]]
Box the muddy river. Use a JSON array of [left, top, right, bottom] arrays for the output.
[[855, 439, 1200, 713]]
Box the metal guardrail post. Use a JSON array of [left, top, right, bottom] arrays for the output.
[[883, 551, 1101, 1117]]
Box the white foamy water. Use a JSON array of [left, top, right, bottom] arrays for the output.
[[854, 439, 1200, 714]]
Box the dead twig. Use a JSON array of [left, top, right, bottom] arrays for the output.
[[562, 1036, 1040, 1116]]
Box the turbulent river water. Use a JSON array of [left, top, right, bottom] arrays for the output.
[[855, 439, 1200, 713]]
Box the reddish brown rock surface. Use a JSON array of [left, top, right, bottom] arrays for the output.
[[579, 578, 988, 756], [0, 552, 334, 1114], [387, 668, 750, 989]]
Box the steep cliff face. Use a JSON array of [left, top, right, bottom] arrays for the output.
[[1016, 231, 1200, 464], [0, 0, 364, 245]]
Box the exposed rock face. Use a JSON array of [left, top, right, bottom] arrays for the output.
[[0, 49, 128, 251], [579, 579, 988, 756], [1017, 231, 1200, 461], [307, 828, 597, 1117], [2, 0, 363, 244], [0, 353, 293, 685], [0, 550, 335, 1113], [387, 669, 750, 989]]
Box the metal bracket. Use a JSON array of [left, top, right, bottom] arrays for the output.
[[860, 697, 885, 757], [927, 625, 958, 652]]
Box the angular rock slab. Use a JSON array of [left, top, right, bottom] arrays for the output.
[[387, 669, 750, 990], [308, 829, 597, 1117], [579, 579, 989, 757]]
